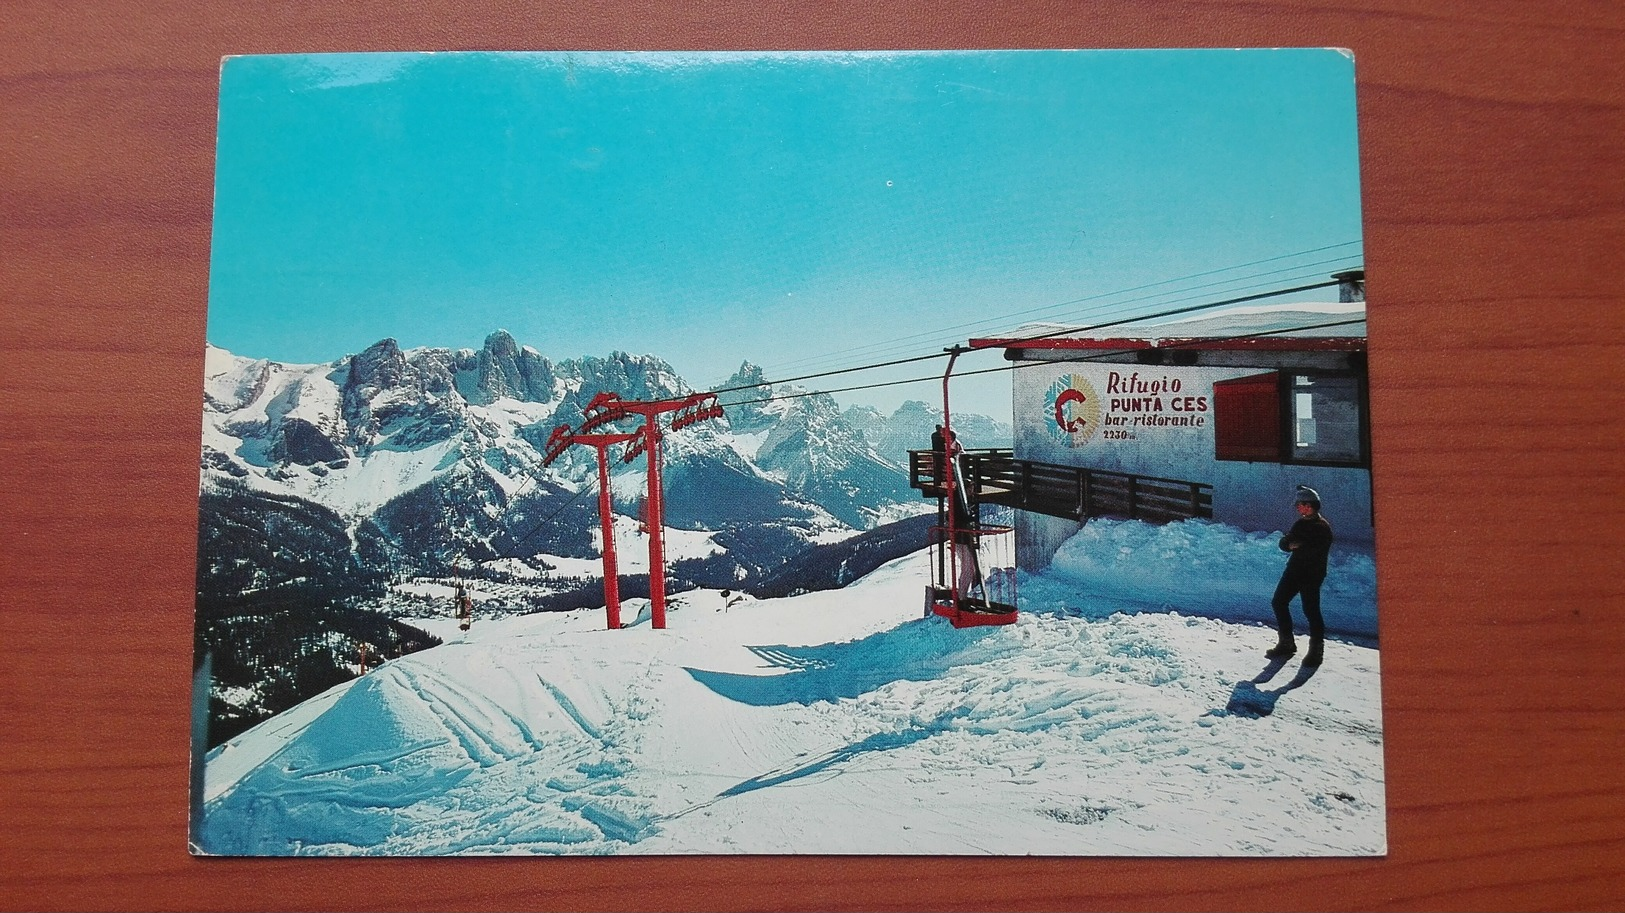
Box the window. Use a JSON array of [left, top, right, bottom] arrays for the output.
[[1290, 374, 1363, 463], [1215, 370, 1367, 466]]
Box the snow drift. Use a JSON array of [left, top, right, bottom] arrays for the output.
[[1027, 517, 1378, 641]]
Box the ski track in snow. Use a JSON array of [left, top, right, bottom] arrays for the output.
[[201, 528, 1386, 857]]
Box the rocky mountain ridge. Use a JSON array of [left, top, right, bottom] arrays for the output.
[[199, 332, 1008, 601]]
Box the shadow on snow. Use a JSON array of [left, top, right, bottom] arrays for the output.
[[1210, 657, 1320, 719], [660, 708, 967, 822], [682, 616, 1004, 707], [717, 718, 950, 798]]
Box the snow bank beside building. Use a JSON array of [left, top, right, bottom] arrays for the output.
[[1024, 517, 1379, 641]]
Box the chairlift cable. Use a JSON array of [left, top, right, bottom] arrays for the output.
[[717, 272, 1353, 400], [767, 248, 1363, 376], [764, 241, 1363, 374], [500, 474, 604, 554], [722, 303, 1364, 408]]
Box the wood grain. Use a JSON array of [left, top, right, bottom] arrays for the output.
[[2, 1, 1621, 910]]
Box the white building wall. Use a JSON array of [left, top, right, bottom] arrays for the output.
[[1014, 512, 1085, 572], [1012, 361, 1375, 556]]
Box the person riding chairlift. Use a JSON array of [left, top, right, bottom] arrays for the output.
[[951, 490, 982, 600], [454, 584, 473, 631], [939, 426, 983, 600]]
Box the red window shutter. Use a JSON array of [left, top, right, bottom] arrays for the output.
[[1214, 372, 1281, 462]]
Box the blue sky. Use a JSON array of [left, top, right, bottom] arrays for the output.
[[207, 49, 1364, 421]]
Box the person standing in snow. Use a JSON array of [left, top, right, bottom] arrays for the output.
[[1266, 485, 1333, 665]]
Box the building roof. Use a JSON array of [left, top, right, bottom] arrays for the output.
[[969, 301, 1366, 353]]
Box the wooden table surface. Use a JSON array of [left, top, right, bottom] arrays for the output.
[[2, 2, 1621, 910]]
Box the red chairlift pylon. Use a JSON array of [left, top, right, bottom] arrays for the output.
[[578, 390, 726, 630], [541, 423, 641, 630]]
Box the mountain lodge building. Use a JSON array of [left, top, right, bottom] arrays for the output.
[[911, 271, 1372, 572]]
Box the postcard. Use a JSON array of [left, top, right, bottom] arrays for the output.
[[191, 49, 1383, 856]]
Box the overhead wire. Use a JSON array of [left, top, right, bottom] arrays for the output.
[[726, 267, 1356, 398], [765, 241, 1362, 373], [761, 242, 1363, 376], [723, 315, 1367, 408], [768, 253, 1363, 378], [499, 474, 603, 556], [983, 278, 1344, 349], [995, 261, 1354, 338], [715, 273, 1353, 401]]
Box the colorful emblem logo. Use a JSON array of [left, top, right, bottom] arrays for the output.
[[1045, 374, 1101, 446]]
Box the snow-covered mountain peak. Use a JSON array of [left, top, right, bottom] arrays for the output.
[[719, 360, 766, 390], [199, 336, 992, 585]]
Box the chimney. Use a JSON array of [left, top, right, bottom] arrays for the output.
[[1332, 269, 1365, 303]]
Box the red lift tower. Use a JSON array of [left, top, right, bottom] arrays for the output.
[[581, 390, 724, 630], [541, 424, 641, 630]]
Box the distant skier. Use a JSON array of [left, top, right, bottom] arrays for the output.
[[1266, 486, 1333, 665], [455, 585, 474, 632]]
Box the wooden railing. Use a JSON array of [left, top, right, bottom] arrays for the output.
[[908, 449, 1213, 524]]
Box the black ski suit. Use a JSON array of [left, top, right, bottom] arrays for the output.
[[1272, 513, 1333, 647]]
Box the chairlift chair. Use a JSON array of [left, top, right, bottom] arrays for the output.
[[926, 346, 1018, 628]]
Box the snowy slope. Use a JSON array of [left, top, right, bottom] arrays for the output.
[[197, 520, 1385, 857]]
